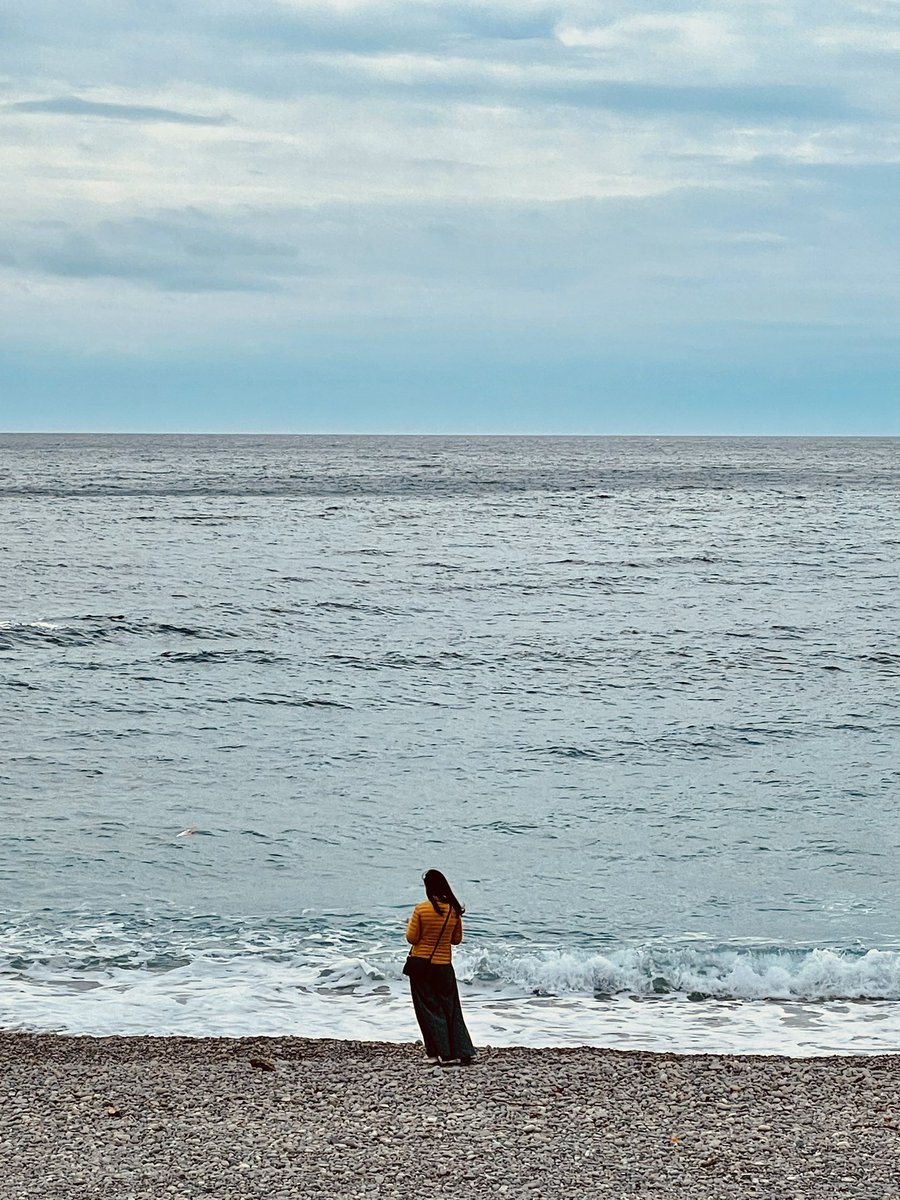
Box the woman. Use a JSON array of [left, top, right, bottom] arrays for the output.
[[405, 869, 475, 1066]]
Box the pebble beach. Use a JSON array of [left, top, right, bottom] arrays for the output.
[[2, 1034, 899, 1199]]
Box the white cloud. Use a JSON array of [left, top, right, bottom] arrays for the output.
[[556, 11, 745, 72], [0, 0, 897, 377], [814, 24, 900, 54]]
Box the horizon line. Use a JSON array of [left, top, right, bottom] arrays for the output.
[[3, 430, 898, 440]]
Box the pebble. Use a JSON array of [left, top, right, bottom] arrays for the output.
[[1, 1033, 898, 1199]]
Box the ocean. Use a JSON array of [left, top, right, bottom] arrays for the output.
[[2, 433, 899, 1054]]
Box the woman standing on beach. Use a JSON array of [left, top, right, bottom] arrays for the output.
[[405, 869, 475, 1066]]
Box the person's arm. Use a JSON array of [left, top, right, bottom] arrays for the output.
[[451, 915, 463, 945], [406, 908, 422, 946]]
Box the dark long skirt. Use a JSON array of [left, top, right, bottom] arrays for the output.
[[409, 963, 475, 1060]]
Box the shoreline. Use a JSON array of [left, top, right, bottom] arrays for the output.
[[2, 1034, 898, 1198]]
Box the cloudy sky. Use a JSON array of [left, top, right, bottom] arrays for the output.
[[1, 0, 898, 433]]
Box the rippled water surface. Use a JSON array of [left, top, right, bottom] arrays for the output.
[[1, 434, 898, 1052]]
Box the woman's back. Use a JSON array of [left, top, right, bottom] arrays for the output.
[[406, 900, 463, 965]]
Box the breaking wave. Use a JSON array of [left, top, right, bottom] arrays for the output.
[[459, 944, 900, 1001], [4, 916, 900, 1051], [4, 916, 900, 1005]]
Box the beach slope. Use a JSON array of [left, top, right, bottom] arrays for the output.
[[1, 1034, 898, 1198]]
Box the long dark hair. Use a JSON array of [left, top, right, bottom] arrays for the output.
[[423, 869, 465, 918]]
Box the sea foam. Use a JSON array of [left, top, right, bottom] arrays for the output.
[[3, 918, 900, 1053]]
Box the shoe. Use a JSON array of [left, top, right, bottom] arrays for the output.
[[439, 1058, 460, 1067], [423, 1056, 440, 1065]]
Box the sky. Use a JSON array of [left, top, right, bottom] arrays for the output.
[[1, 0, 898, 434]]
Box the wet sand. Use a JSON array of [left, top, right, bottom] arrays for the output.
[[1, 1033, 898, 1198]]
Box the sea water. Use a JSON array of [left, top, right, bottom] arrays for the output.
[[1, 434, 899, 1054]]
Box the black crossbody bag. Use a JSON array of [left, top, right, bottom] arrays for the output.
[[403, 908, 452, 980]]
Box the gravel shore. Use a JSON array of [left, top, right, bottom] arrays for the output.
[[1, 1033, 898, 1199]]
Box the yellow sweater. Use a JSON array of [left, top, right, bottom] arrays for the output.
[[406, 900, 463, 965]]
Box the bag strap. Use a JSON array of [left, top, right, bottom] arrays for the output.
[[424, 907, 453, 963]]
